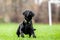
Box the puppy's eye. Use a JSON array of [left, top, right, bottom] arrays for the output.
[[28, 12, 31, 15]]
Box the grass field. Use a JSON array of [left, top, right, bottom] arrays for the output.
[[0, 23, 60, 40]]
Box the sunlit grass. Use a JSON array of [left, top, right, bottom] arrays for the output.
[[0, 23, 60, 40]]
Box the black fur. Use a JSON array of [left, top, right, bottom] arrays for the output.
[[16, 10, 36, 38]]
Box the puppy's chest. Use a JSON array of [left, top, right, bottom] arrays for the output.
[[24, 20, 31, 26], [23, 24, 31, 30], [22, 22, 32, 33], [25, 22, 31, 26]]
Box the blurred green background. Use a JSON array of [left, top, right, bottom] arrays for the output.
[[0, 0, 60, 40]]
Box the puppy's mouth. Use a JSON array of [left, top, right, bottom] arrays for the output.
[[25, 17, 32, 22]]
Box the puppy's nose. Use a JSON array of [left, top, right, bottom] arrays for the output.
[[27, 12, 29, 17], [27, 14, 28, 17]]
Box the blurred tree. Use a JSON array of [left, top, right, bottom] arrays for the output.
[[58, 6, 60, 22], [51, 4, 60, 23]]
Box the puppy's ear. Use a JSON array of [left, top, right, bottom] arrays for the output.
[[23, 12, 25, 16]]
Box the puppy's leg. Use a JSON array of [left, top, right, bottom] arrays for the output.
[[32, 32, 36, 38], [31, 27, 36, 38], [31, 29, 36, 38], [33, 33, 36, 38], [16, 28, 20, 37], [29, 34, 31, 38], [20, 25, 24, 38], [16, 25, 23, 37], [20, 31, 24, 38], [30, 28, 36, 38], [17, 27, 24, 38]]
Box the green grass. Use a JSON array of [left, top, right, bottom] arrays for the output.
[[0, 23, 60, 40]]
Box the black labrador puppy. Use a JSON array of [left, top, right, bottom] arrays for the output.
[[16, 10, 36, 38]]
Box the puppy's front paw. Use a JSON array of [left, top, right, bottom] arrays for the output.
[[21, 35, 24, 38], [33, 36, 36, 38]]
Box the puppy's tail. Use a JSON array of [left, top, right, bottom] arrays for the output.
[[34, 29, 36, 31]]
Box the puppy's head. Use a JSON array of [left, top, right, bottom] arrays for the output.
[[23, 10, 34, 21]]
